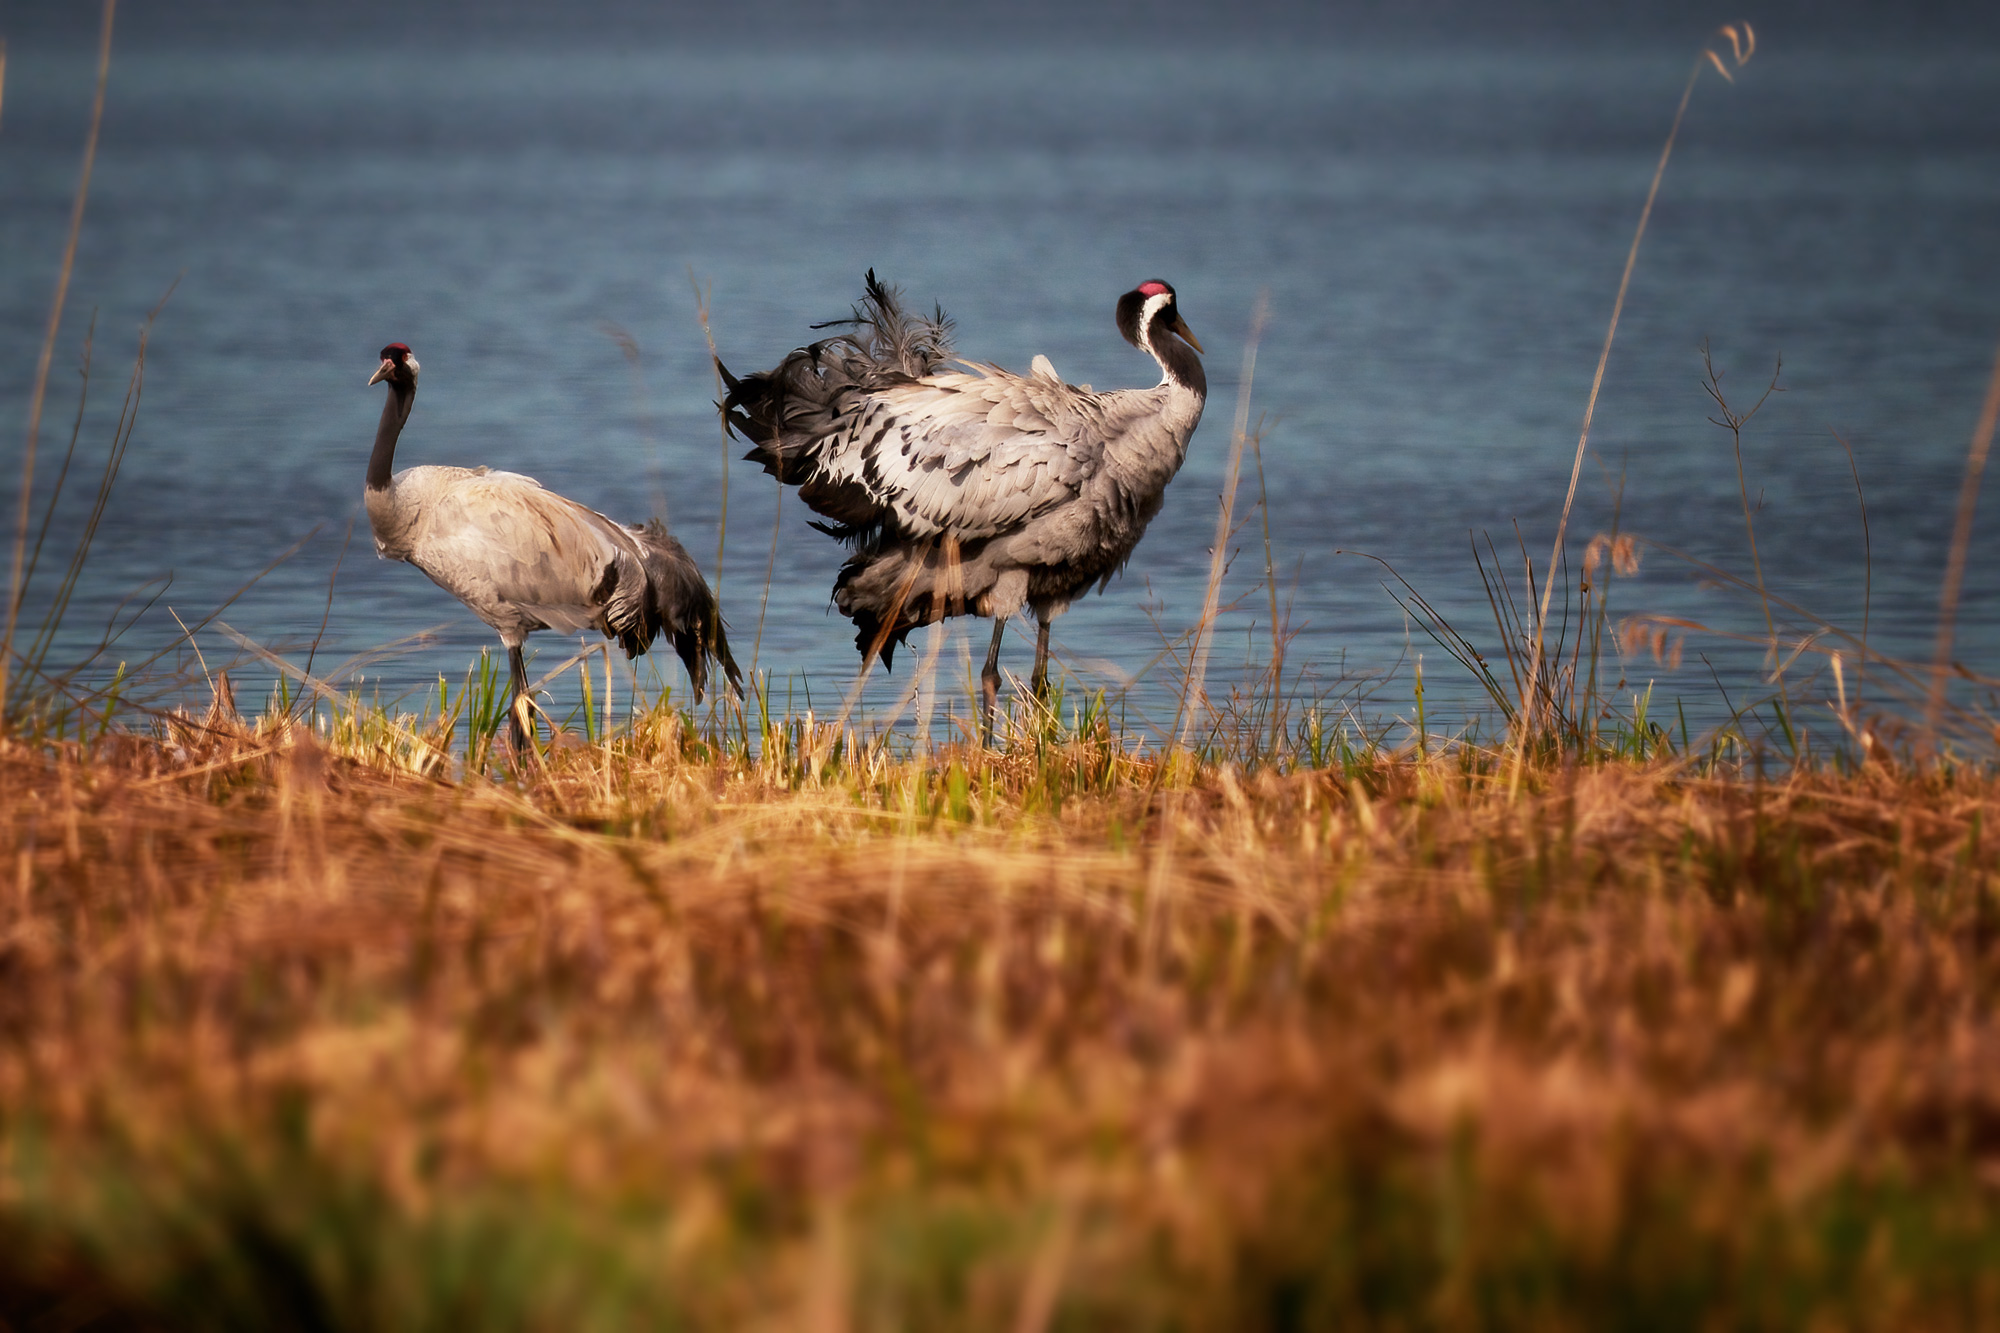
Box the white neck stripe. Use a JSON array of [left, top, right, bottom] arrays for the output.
[[1137, 291, 1174, 353]]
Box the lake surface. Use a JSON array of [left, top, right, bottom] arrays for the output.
[[4, 41, 1998, 748]]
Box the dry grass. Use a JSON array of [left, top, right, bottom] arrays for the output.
[[2, 711, 1997, 1330], [9, 14, 2000, 1328]]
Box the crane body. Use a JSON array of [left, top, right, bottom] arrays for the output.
[[365, 343, 737, 751], [719, 275, 1205, 740]]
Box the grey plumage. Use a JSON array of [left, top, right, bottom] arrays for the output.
[[364, 343, 738, 748], [629, 516, 735, 699], [718, 273, 1206, 738]]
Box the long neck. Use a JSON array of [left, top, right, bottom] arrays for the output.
[[366, 381, 413, 491], [1144, 323, 1206, 400]]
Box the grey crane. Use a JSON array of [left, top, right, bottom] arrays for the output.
[[716, 274, 1205, 741], [364, 342, 739, 751]]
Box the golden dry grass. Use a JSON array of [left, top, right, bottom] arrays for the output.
[[9, 11, 1998, 1328], [2, 714, 1996, 1329]]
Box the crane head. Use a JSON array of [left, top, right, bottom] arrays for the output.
[[368, 342, 420, 388], [1116, 281, 1203, 356]]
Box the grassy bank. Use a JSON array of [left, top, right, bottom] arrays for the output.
[[8, 11, 2000, 1327], [2, 711, 1996, 1330]]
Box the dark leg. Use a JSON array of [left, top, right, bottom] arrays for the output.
[[507, 644, 531, 755], [980, 618, 1006, 746], [1030, 615, 1052, 703]]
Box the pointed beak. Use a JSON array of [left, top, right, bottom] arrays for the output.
[[1169, 313, 1204, 355], [368, 359, 394, 386]]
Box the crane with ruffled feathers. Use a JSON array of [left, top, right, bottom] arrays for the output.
[[717, 272, 1206, 740]]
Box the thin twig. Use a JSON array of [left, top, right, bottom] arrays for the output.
[[16, 314, 96, 621], [1927, 340, 2000, 742], [167, 607, 213, 697], [1830, 428, 1872, 683], [691, 270, 728, 600], [1250, 418, 1285, 756], [752, 457, 782, 681], [831, 537, 933, 743], [1173, 291, 1268, 757], [15, 287, 174, 717], [1704, 344, 1786, 697], [691, 271, 744, 743], [296, 509, 358, 718], [600, 321, 665, 525], [1514, 23, 1751, 769], [5, 0, 116, 718]]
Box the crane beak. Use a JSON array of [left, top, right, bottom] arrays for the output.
[[368, 359, 394, 386], [1169, 314, 1204, 355]]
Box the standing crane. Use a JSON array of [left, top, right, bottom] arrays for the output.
[[364, 342, 738, 752], [717, 274, 1206, 741]]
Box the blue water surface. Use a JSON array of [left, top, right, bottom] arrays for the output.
[[3, 41, 1998, 747]]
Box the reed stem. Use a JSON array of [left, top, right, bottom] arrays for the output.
[[5, 0, 116, 720], [1926, 340, 2000, 741], [1514, 25, 1752, 769], [1173, 291, 1268, 756]]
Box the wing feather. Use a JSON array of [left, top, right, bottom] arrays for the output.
[[797, 365, 1103, 540], [408, 471, 648, 635]]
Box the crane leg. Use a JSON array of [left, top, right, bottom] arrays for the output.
[[980, 618, 1006, 746], [1030, 615, 1052, 704], [507, 645, 532, 756]]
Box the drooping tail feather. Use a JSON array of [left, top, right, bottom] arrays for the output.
[[717, 269, 952, 485], [628, 519, 742, 701], [831, 534, 996, 674]]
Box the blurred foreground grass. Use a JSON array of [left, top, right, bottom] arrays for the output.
[[1, 705, 1997, 1331]]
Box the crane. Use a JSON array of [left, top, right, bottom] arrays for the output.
[[364, 342, 738, 752], [717, 274, 1205, 741]]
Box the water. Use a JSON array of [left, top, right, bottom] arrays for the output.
[[4, 42, 1998, 745]]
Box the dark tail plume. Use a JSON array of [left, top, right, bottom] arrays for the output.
[[628, 519, 742, 701], [716, 269, 953, 484]]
